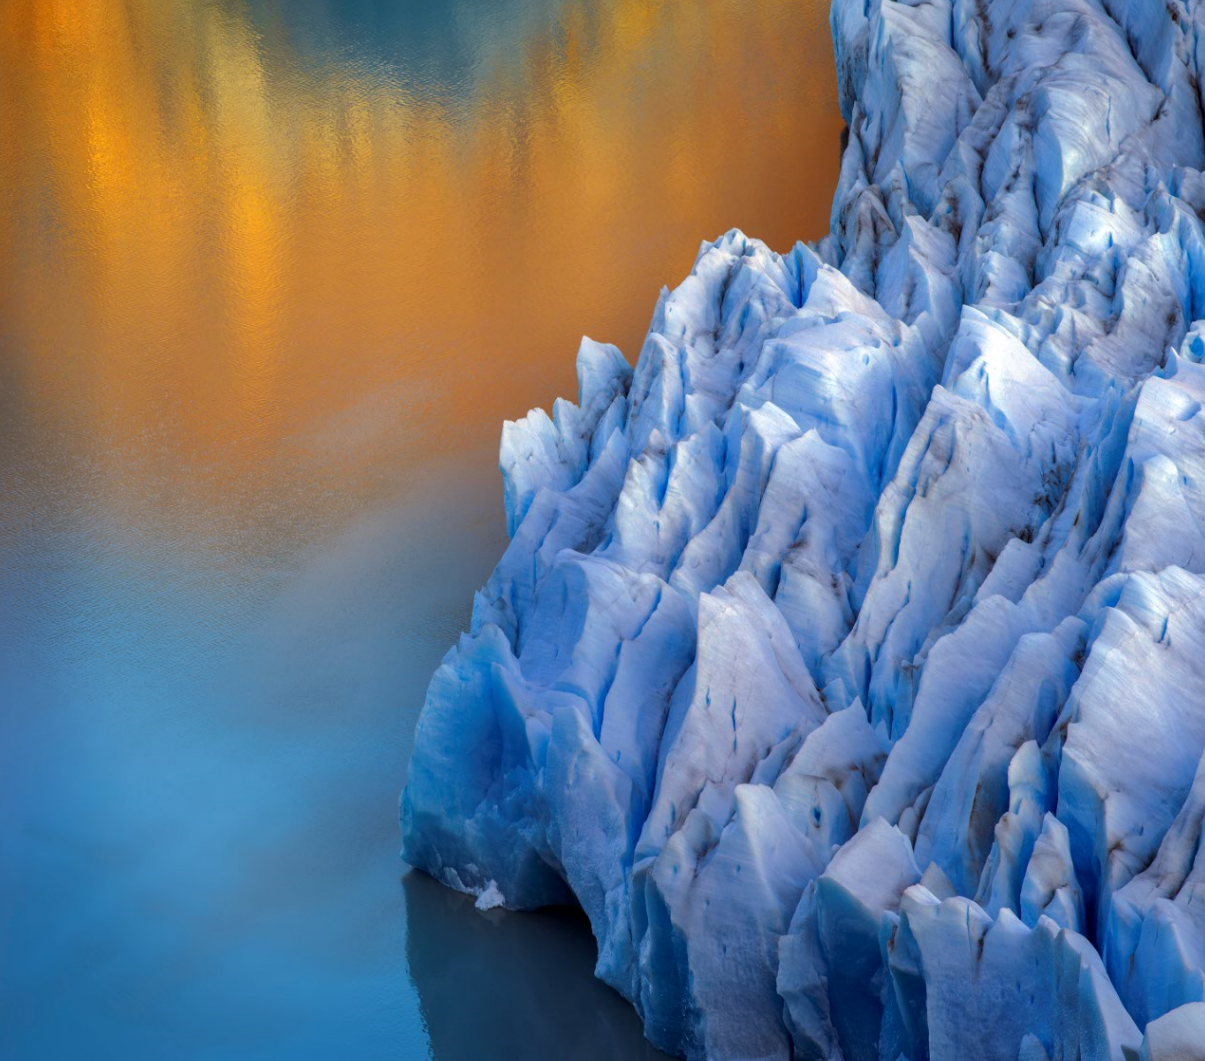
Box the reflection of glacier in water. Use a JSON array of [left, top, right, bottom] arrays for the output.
[[0, 0, 839, 1057], [404, 872, 669, 1061]]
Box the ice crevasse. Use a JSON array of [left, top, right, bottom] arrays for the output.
[[401, 0, 1205, 1056]]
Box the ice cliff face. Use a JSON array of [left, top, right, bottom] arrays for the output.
[[401, 0, 1205, 1057]]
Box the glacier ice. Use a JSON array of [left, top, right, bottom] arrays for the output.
[[402, 0, 1205, 1056]]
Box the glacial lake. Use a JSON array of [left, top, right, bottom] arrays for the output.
[[0, 0, 840, 1057]]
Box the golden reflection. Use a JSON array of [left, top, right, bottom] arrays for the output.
[[0, 0, 842, 555]]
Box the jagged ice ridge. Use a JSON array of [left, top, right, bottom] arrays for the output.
[[401, 0, 1205, 1056]]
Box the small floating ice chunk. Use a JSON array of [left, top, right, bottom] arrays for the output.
[[474, 880, 506, 912]]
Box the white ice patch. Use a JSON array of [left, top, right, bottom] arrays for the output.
[[473, 880, 505, 912]]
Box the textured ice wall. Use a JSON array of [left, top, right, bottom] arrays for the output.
[[402, 0, 1205, 1057]]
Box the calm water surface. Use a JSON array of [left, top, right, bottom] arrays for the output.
[[0, 1, 841, 1057]]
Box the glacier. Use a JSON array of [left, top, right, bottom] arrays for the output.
[[400, 0, 1205, 1057]]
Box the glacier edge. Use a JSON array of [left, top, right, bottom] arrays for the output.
[[402, 0, 1205, 1057]]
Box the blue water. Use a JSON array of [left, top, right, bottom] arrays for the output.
[[1, 444, 674, 1060], [0, 0, 837, 1056]]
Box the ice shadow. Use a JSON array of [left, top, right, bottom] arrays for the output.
[[402, 869, 673, 1061]]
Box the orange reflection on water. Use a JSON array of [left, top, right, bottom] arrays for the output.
[[0, 0, 841, 558]]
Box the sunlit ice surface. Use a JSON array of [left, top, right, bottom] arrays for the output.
[[0, 0, 841, 1057]]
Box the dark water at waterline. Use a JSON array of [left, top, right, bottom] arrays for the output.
[[0, 1, 841, 1057]]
